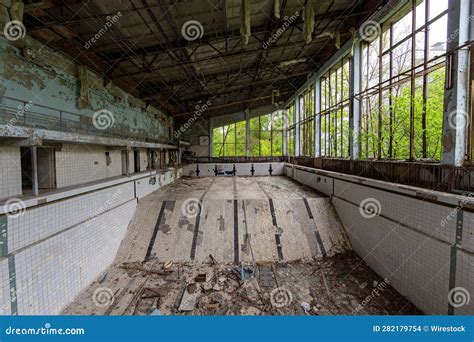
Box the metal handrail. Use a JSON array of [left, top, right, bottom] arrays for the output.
[[0, 96, 175, 145]]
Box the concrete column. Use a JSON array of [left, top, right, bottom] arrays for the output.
[[282, 109, 288, 156], [245, 110, 250, 158], [314, 77, 321, 157], [209, 117, 214, 157], [126, 149, 131, 176], [31, 146, 39, 196], [471, 1, 474, 49], [350, 40, 361, 160], [294, 97, 300, 156], [441, 0, 471, 166]]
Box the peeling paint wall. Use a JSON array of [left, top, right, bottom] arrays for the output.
[[176, 116, 210, 157], [0, 37, 173, 142]]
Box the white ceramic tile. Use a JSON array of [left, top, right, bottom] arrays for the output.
[[0, 146, 22, 200], [8, 183, 135, 253], [55, 145, 122, 188], [0, 258, 10, 315], [14, 200, 136, 315]]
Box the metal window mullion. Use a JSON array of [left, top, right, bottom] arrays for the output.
[[326, 71, 332, 157], [470, 44, 474, 161], [422, 0, 430, 158], [365, 44, 370, 159], [388, 23, 394, 159], [383, 9, 449, 55], [259, 116, 262, 157], [378, 27, 383, 159], [409, 0, 417, 161], [341, 59, 344, 157], [334, 67, 337, 157]]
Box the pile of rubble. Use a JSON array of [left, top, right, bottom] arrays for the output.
[[64, 252, 421, 316]]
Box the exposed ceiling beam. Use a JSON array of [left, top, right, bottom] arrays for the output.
[[140, 70, 308, 101], [173, 91, 293, 118]]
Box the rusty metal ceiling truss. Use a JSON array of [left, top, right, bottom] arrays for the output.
[[24, 0, 384, 119]]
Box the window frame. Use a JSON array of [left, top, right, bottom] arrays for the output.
[[357, 0, 448, 161]]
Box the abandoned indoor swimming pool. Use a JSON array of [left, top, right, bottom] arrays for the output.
[[0, 0, 473, 321], [62, 175, 419, 316], [0, 162, 472, 316]]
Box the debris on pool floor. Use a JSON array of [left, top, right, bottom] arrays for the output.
[[63, 251, 421, 316]]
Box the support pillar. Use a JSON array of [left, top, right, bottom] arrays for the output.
[[350, 40, 361, 160], [31, 146, 39, 196], [314, 77, 321, 157], [294, 97, 300, 156], [441, 0, 471, 166], [245, 110, 250, 158], [282, 109, 288, 157], [209, 117, 214, 158]]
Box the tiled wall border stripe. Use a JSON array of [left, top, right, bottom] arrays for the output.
[[8, 255, 17, 315]]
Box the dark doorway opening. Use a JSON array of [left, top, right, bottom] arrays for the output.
[[20, 147, 32, 192], [134, 150, 140, 173]]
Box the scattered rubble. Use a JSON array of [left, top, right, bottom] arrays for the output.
[[63, 252, 422, 316]]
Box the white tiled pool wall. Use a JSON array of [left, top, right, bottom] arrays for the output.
[[0, 168, 182, 315], [285, 164, 473, 315], [135, 168, 182, 198], [182, 163, 285, 177]]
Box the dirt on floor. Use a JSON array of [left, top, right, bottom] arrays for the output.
[[63, 252, 421, 316]]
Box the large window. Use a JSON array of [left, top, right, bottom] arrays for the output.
[[358, 0, 447, 160], [299, 86, 315, 156], [249, 112, 284, 157], [213, 121, 246, 157], [213, 113, 283, 158], [212, 1, 449, 162], [286, 103, 296, 156], [320, 57, 351, 157]]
